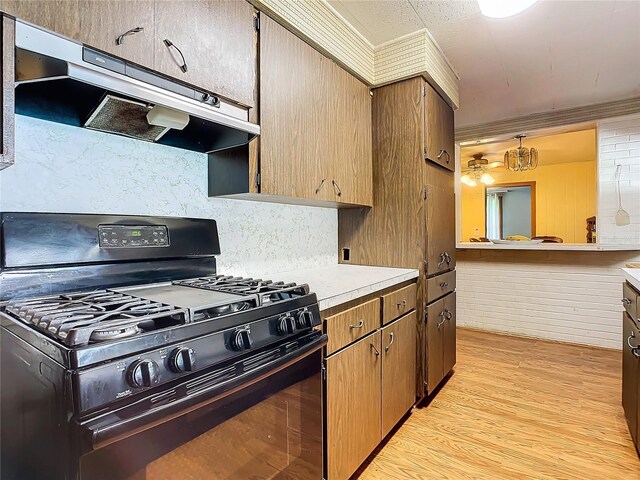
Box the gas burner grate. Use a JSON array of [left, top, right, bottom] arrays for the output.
[[5, 291, 188, 347], [173, 275, 309, 306]]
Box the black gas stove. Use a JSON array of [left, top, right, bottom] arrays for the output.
[[1, 213, 326, 480]]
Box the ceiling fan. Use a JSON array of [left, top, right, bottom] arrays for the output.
[[461, 153, 502, 187]]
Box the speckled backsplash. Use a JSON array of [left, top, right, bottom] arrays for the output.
[[0, 116, 338, 277]]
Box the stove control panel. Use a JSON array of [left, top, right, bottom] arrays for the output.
[[98, 225, 169, 248]]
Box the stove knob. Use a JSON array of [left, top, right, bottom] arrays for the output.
[[231, 328, 253, 351], [127, 359, 160, 388], [169, 347, 196, 373], [296, 310, 315, 329], [277, 315, 297, 336]]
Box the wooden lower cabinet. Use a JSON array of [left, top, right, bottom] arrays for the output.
[[381, 311, 417, 437], [326, 332, 381, 480], [622, 311, 639, 447], [425, 291, 456, 395]]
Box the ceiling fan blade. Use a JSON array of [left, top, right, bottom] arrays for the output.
[[486, 161, 503, 169]]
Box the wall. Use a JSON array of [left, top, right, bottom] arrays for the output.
[[457, 249, 640, 349], [461, 161, 597, 243], [0, 116, 338, 277], [597, 114, 640, 244]]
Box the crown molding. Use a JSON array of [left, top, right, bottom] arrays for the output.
[[250, 0, 460, 109], [456, 97, 640, 142]]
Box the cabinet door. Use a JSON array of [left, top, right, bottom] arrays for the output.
[[329, 59, 372, 206], [1, 15, 15, 170], [424, 81, 454, 172], [425, 162, 456, 277], [259, 15, 332, 202], [425, 298, 444, 395], [1, 0, 80, 38], [443, 291, 456, 375], [77, 0, 154, 69], [381, 311, 417, 437], [622, 312, 639, 444], [326, 333, 381, 480], [154, 0, 256, 107]]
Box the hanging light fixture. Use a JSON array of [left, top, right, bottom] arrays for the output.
[[504, 135, 538, 172], [461, 153, 501, 187]]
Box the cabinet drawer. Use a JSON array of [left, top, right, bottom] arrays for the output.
[[381, 284, 417, 325], [623, 282, 639, 322], [325, 298, 380, 355], [426, 271, 456, 304]]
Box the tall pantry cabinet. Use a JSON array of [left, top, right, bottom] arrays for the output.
[[338, 76, 456, 398]]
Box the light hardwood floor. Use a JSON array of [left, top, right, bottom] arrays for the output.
[[355, 328, 640, 479]]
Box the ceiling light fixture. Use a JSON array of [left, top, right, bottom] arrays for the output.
[[478, 0, 538, 18], [504, 134, 538, 172], [461, 153, 501, 187]]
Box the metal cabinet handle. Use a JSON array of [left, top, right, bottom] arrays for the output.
[[396, 299, 407, 309], [437, 311, 446, 329], [331, 180, 342, 197], [440, 282, 449, 288], [622, 298, 632, 305], [370, 343, 380, 356], [437, 149, 451, 164], [315, 179, 326, 194], [444, 309, 452, 320], [444, 252, 452, 264], [437, 253, 447, 269], [116, 26, 144, 46], [384, 332, 395, 352], [349, 320, 364, 329], [163, 38, 188, 73], [627, 332, 639, 350]]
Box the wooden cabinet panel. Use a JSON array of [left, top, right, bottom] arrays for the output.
[[1, 15, 15, 170], [381, 311, 417, 438], [623, 281, 639, 322], [381, 283, 417, 325], [426, 270, 455, 304], [325, 298, 380, 355], [259, 15, 331, 202], [443, 291, 456, 374], [425, 162, 455, 277], [326, 333, 381, 480], [622, 312, 639, 445], [424, 81, 454, 172], [77, 0, 154, 69], [329, 60, 372, 206], [425, 298, 444, 394], [1, 0, 80, 38], [154, 0, 256, 107]]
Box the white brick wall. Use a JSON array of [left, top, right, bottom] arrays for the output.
[[598, 114, 640, 244]]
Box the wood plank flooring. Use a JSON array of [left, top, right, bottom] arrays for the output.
[[355, 328, 640, 480]]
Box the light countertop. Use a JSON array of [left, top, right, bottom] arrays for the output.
[[275, 264, 419, 311], [457, 242, 640, 252], [623, 268, 640, 292]]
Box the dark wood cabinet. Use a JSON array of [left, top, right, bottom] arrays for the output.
[[424, 82, 454, 172], [623, 311, 639, 447], [443, 292, 456, 374], [425, 291, 456, 394], [77, 0, 155, 69], [425, 162, 456, 277], [1, 15, 14, 170], [154, 0, 256, 107], [258, 14, 371, 207]]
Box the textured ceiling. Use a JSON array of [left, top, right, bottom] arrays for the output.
[[328, 0, 640, 128], [460, 129, 597, 167]]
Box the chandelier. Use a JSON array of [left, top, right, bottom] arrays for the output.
[[460, 153, 500, 187], [504, 135, 538, 172]]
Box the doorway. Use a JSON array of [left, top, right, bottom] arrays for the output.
[[485, 182, 536, 240]]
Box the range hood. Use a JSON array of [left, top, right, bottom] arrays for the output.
[[13, 20, 260, 153]]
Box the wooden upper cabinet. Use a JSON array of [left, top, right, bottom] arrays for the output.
[[1, 0, 80, 37], [424, 81, 454, 172], [326, 333, 381, 480], [77, 0, 155, 69], [425, 162, 456, 277], [154, 0, 256, 107], [381, 311, 417, 438], [259, 14, 371, 206]]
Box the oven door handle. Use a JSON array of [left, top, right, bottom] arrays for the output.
[[77, 333, 327, 450]]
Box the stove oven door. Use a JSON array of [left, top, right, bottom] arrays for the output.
[[75, 332, 326, 480]]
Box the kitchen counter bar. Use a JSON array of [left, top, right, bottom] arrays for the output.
[[458, 242, 640, 251], [275, 264, 419, 311], [623, 268, 640, 292]]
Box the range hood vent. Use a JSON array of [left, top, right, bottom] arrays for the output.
[[13, 21, 259, 153]]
